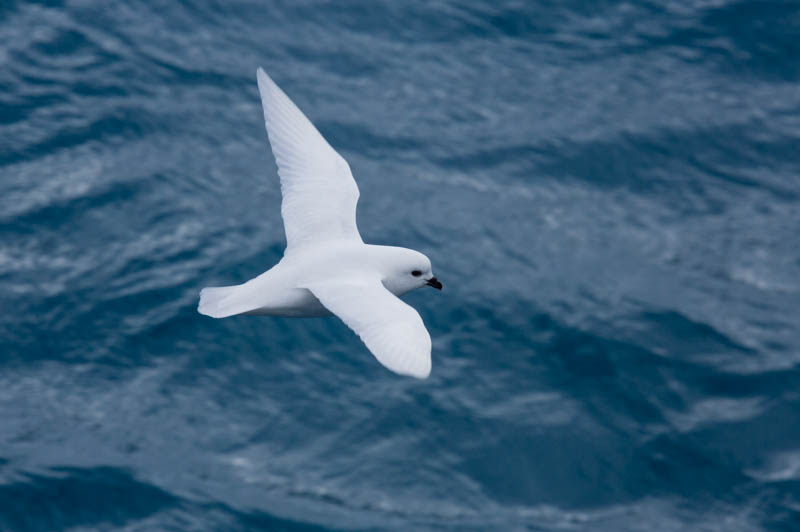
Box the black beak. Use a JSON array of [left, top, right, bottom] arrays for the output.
[[426, 277, 443, 290]]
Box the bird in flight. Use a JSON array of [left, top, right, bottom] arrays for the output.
[[198, 68, 441, 378]]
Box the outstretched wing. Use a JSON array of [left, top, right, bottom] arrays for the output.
[[257, 68, 362, 252], [307, 279, 432, 379]]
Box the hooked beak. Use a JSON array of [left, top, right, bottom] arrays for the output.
[[426, 277, 443, 290]]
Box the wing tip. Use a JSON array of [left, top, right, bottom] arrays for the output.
[[255, 67, 289, 117], [256, 67, 270, 89], [408, 366, 431, 379], [391, 352, 431, 379]]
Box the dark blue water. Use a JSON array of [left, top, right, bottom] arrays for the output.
[[2, 1, 800, 530]]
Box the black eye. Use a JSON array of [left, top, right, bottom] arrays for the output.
[[411, 270, 422, 277]]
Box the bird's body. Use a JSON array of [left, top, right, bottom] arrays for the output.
[[198, 68, 441, 378], [199, 243, 428, 318]]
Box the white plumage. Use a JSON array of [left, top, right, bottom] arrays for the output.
[[198, 68, 441, 379]]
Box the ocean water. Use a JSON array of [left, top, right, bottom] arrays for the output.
[[1, 0, 799, 530]]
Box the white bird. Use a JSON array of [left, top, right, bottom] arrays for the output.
[[198, 68, 442, 379]]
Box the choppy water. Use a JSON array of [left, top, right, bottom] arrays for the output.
[[1, 1, 800, 530]]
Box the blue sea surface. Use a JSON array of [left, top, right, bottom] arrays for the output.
[[2, 1, 800, 530]]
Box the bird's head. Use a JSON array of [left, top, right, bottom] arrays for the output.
[[378, 246, 442, 296]]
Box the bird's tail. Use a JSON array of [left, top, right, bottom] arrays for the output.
[[197, 284, 259, 318]]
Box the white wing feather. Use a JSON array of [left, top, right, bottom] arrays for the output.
[[307, 279, 432, 379], [256, 68, 362, 252]]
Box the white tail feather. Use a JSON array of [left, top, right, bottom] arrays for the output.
[[198, 285, 259, 318]]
